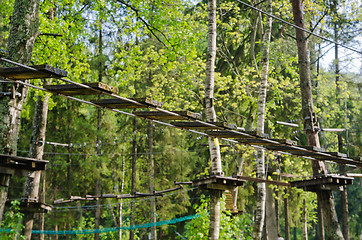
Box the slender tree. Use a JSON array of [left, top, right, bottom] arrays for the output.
[[254, 0, 273, 238], [205, 0, 223, 239], [22, 92, 50, 240], [291, 0, 344, 238]]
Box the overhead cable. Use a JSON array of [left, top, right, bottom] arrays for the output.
[[234, 0, 362, 55]]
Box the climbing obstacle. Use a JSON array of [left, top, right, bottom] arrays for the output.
[[0, 154, 48, 172], [191, 176, 245, 191], [290, 174, 353, 192]]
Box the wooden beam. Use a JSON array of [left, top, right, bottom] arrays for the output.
[[44, 82, 118, 96], [0, 64, 67, 79], [172, 121, 237, 130], [133, 110, 201, 120], [92, 97, 163, 109], [0, 154, 48, 171]]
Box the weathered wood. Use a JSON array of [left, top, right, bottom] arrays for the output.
[[6, 201, 52, 213], [133, 110, 201, 120], [172, 121, 237, 130], [204, 130, 250, 138], [322, 152, 347, 158], [0, 64, 67, 79], [290, 175, 353, 192], [271, 139, 297, 145], [44, 82, 118, 95], [237, 138, 275, 145], [92, 97, 163, 109], [192, 176, 245, 191], [0, 154, 48, 171], [237, 176, 290, 187]]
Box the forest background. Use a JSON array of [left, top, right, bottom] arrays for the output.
[[0, 0, 361, 239]]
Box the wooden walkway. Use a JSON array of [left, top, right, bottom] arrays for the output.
[[0, 64, 360, 168]]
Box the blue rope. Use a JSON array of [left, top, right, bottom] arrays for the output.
[[0, 214, 200, 235]]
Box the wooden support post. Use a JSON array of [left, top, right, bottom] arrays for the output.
[[284, 189, 290, 240]]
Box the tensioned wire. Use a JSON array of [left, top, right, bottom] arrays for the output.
[[0, 213, 201, 235], [233, 0, 362, 55]]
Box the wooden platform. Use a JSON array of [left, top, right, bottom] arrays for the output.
[[92, 97, 163, 109], [290, 175, 353, 192], [133, 110, 201, 120], [6, 201, 52, 213], [0, 154, 48, 171], [172, 121, 237, 130], [0, 64, 67, 79], [192, 176, 245, 191], [44, 82, 118, 95]]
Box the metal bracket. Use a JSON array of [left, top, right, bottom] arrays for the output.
[[0, 91, 21, 98]]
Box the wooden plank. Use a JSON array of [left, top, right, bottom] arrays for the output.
[[204, 130, 250, 138], [172, 121, 237, 130], [236, 176, 290, 186], [290, 175, 353, 192], [92, 97, 163, 109], [6, 201, 53, 213], [322, 152, 348, 158], [271, 139, 297, 145], [237, 138, 275, 145], [44, 82, 118, 96], [0, 154, 48, 171], [297, 146, 326, 152], [192, 176, 245, 190], [0, 64, 68, 79], [133, 110, 201, 120]]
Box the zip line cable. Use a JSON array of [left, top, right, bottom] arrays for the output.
[[234, 0, 362, 55]]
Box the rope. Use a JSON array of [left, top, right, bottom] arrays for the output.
[[25, 214, 200, 235]]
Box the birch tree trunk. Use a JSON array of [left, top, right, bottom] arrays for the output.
[[291, 0, 344, 239], [22, 94, 49, 240], [205, 0, 223, 239], [148, 121, 157, 240], [0, 0, 40, 223], [130, 118, 137, 240], [253, 0, 272, 238]]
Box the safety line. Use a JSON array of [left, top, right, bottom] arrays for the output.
[[234, 0, 362, 55]]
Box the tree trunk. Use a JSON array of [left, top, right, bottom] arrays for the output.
[[94, 25, 103, 240], [291, 0, 344, 239], [23, 94, 49, 239], [119, 142, 126, 240], [0, 0, 40, 223], [254, 0, 272, 238], [284, 189, 290, 240], [302, 198, 308, 240], [148, 121, 157, 240], [130, 118, 137, 240], [205, 0, 223, 239], [265, 185, 278, 239]]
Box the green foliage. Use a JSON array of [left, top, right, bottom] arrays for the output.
[[184, 195, 253, 239], [0, 201, 25, 240]]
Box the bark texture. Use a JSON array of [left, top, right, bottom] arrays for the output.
[[148, 121, 157, 240], [0, 0, 40, 223], [23, 94, 49, 239], [205, 0, 223, 239], [265, 185, 278, 239], [130, 118, 137, 240], [291, 0, 344, 239], [253, 0, 272, 238]]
